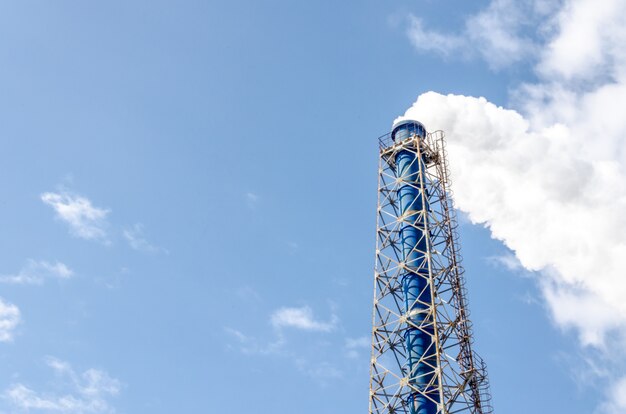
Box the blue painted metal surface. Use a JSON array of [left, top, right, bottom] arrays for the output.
[[392, 120, 439, 414]]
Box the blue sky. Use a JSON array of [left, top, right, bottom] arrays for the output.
[[1, 1, 625, 413]]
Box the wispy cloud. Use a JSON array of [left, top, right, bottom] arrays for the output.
[[486, 253, 525, 272], [245, 192, 259, 208], [603, 376, 626, 414], [0, 298, 20, 342], [295, 359, 343, 384], [3, 357, 121, 413], [286, 241, 298, 254], [270, 306, 338, 332], [41, 192, 110, 242], [407, 0, 539, 70], [122, 223, 165, 254], [225, 304, 359, 386], [0, 260, 73, 285], [234, 285, 262, 303], [345, 337, 369, 349], [344, 337, 369, 359], [406, 16, 465, 58], [224, 327, 284, 356]]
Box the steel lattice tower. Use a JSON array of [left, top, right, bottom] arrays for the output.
[[369, 120, 494, 414]]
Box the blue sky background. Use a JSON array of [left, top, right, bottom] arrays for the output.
[[0, 1, 611, 413]]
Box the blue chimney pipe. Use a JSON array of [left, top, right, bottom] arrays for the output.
[[392, 120, 439, 414]]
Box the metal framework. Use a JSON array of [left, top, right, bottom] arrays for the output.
[[369, 125, 494, 414]]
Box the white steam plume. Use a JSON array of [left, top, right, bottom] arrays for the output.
[[397, 92, 626, 347], [400, 0, 626, 410]]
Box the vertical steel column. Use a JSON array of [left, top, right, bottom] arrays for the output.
[[370, 123, 493, 414], [392, 121, 439, 414]]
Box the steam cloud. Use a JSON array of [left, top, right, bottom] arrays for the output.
[[401, 0, 626, 412], [398, 92, 626, 346]]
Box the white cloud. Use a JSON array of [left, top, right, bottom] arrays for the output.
[[3, 357, 120, 413], [407, 0, 538, 69], [122, 223, 164, 254], [537, 0, 626, 81], [270, 306, 338, 332], [226, 307, 363, 385], [486, 253, 525, 272], [466, 0, 538, 68], [0, 260, 73, 285], [225, 327, 249, 344], [41, 192, 110, 242], [406, 16, 464, 58], [397, 90, 626, 348], [602, 375, 626, 414], [295, 359, 343, 384], [245, 192, 259, 209], [345, 337, 369, 349], [286, 241, 299, 254], [226, 324, 344, 384], [541, 280, 624, 348], [344, 336, 369, 359], [397, 1, 626, 409], [224, 327, 284, 355], [227, 305, 340, 355], [234, 285, 262, 303], [0, 298, 20, 342]]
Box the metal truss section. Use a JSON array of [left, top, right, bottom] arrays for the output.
[[369, 128, 494, 414]]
